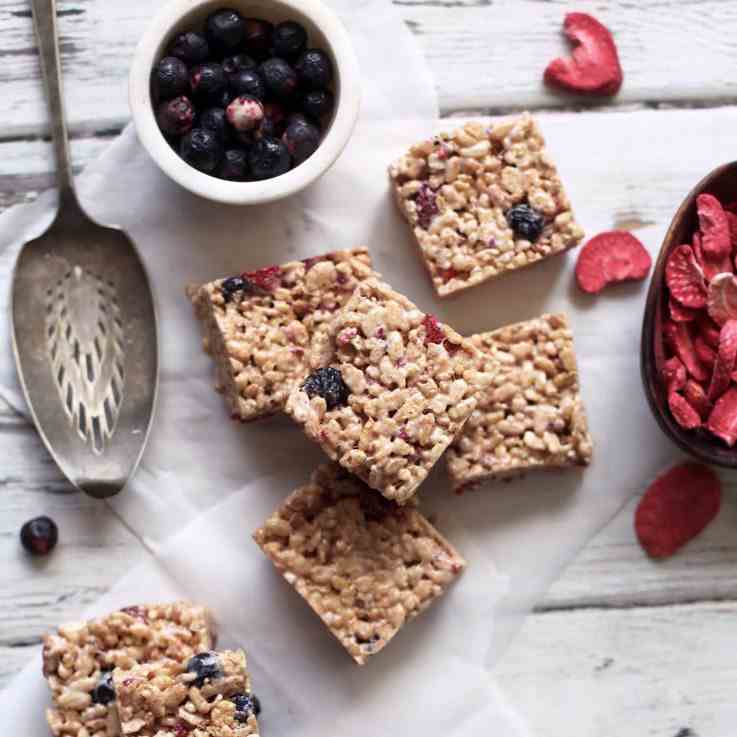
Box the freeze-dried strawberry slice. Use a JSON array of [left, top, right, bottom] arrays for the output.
[[668, 392, 702, 430], [635, 463, 721, 559], [544, 13, 623, 96], [697, 313, 721, 349], [694, 335, 716, 369], [727, 211, 737, 248], [684, 379, 712, 419], [661, 356, 686, 393], [665, 244, 706, 308], [708, 319, 737, 401], [697, 194, 731, 257], [707, 272, 737, 326], [669, 297, 697, 323], [692, 231, 704, 265], [663, 320, 708, 382], [708, 386, 737, 446], [575, 231, 651, 293], [701, 251, 733, 282]]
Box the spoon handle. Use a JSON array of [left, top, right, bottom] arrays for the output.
[[31, 0, 78, 210]]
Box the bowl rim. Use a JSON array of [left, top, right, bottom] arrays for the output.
[[128, 0, 361, 205]]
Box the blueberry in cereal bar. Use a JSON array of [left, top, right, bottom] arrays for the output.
[[187, 248, 375, 423], [284, 278, 491, 503], [446, 314, 593, 490], [114, 650, 260, 737], [42, 602, 215, 737], [253, 464, 466, 665], [388, 113, 585, 298]]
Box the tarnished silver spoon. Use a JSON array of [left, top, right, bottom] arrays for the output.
[[11, 0, 158, 499]]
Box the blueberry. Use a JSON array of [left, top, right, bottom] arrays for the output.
[[20, 516, 58, 556], [259, 58, 298, 99], [180, 128, 223, 173], [221, 276, 253, 301], [218, 149, 250, 181], [229, 69, 266, 100], [226, 95, 264, 132], [243, 18, 274, 58], [232, 693, 261, 722], [153, 56, 190, 100], [205, 9, 245, 54], [295, 49, 333, 90], [283, 117, 320, 165], [248, 137, 291, 180], [272, 20, 307, 59], [258, 102, 288, 138], [217, 87, 235, 109], [156, 96, 194, 136], [301, 89, 334, 119], [169, 32, 209, 65], [190, 62, 227, 103], [302, 367, 350, 409], [223, 53, 257, 76], [198, 107, 229, 141], [91, 672, 115, 705], [505, 204, 545, 242], [186, 652, 224, 688]]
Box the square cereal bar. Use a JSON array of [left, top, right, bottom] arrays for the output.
[[42, 602, 215, 737], [284, 278, 490, 503], [389, 113, 585, 297], [114, 650, 259, 737], [446, 313, 593, 490], [253, 464, 465, 665], [188, 248, 375, 422]]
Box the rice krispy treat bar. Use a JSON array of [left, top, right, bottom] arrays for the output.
[[114, 650, 259, 737], [389, 113, 585, 298], [253, 463, 465, 665], [42, 602, 215, 737], [284, 278, 491, 503], [446, 313, 593, 490], [188, 248, 375, 422]]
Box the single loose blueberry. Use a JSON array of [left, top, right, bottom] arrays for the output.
[[302, 367, 350, 410], [272, 20, 307, 59], [232, 693, 261, 722], [243, 18, 274, 58], [190, 62, 227, 103], [218, 149, 250, 181], [295, 49, 333, 90], [259, 58, 298, 99], [20, 515, 58, 556], [283, 117, 320, 165], [186, 652, 224, 688], [169, 32, 209, 65], [222, 53, 257, 77], [91, 672, 115, 705], [153, 56, 190, 100], [505, 204, 545, 242], [301, 89, 334, 119], [229, 69, 266, 100], [248, 137, 291, 180], [157, 96, 194, 136], [205, 8, 245, 54], [180, 128, 223, 173]]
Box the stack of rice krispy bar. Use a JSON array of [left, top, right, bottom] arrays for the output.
[[37, 115, 593, 730]]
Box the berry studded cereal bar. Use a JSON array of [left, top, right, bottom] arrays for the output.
[[42, 602, 215, 737], [284, 278, 491, 503], [114, 650, 260, 737], [253, 464, 466, 665], [389, 113, 585, 298], [446, 313, 593, 490], [188, 248, 375, 422]]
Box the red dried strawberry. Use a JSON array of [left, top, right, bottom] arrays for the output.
[[661, 356, 686, 393], [663, 320, 708, 382], [544, 13, 623, 96], [707, 272, 737, 326], [701, 251, 733, 282], [697, 313, 721, 349], [635, 463, 720, 559], [422, 314, 445, 344], [665, 244, 706, 308], [668, 392, 702, 430], [707, 386, 737, 446], [684, 379, 712, 419], [697, 194, 731, 257], [669, 297, 697, 323], [727, 211, 737, 248], [243, 265, 282, 292], [708, 319, 737, 401], [575, 231, 651, 293], [693, 335, 716, 369]]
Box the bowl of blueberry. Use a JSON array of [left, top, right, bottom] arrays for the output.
[[129, 0, 360, 204]]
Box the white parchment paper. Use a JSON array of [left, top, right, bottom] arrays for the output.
[[0, 0, 690, 733]]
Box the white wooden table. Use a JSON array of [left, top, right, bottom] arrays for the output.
[[3, 2, 737, 735]]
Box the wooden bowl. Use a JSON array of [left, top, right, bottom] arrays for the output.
[[641, 161, 737, 467]]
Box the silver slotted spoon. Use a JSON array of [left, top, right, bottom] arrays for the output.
[[11, 0, 158, 499]]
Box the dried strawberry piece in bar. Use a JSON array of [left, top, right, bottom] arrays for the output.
[[544, 13, 623, 96], [707, 385, 737, 446], [635, 463, 721, 559], [575, 231, 651, 293], [243, 265, 283, 292], [669, 297, 698, 323], [707, 319, 737, 401], [697, 193, 731, 257], [668, 392, 702, 430], [661, 356, 686, 394], [707, 272, 737, 326], [665, 244, 706, 309], [663, 320, 708, 382], [684, 379, 712, 420]]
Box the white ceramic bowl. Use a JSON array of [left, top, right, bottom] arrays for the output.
[[129, 0, 360, 205]]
